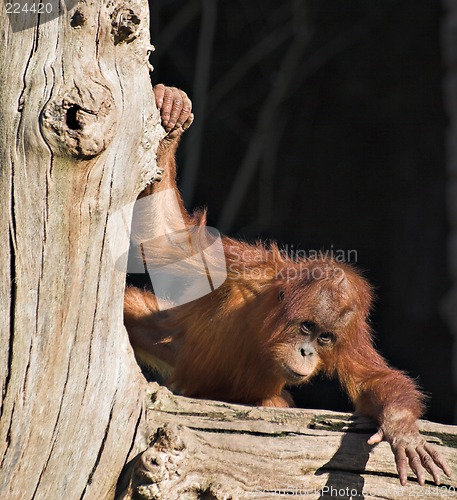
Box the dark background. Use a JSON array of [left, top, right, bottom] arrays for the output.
[[148, 0, 455, 424]]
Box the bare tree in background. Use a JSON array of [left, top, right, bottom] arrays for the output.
[[151, 0, 373, 234], [1, 1, 455, 498]]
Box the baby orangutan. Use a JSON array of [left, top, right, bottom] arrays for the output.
[[124, 84, 451, 487]]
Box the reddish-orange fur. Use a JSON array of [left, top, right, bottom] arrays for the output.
[[125, 134, 424, 416], [124, 86, 451, 485]]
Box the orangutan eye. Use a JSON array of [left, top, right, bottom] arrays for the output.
[[318, 332, 335, 345], [300, 321, 317, 334]]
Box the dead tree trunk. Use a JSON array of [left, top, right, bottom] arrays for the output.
[[0, 2, 163, 498], [1, 3, 456, 499], [118, 384, 457, 499]]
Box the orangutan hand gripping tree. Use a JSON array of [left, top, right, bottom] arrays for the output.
[[124, 85, 451, 486]]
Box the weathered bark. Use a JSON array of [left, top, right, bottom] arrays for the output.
[[119, 384, 457, 500], [1, 3, 456, 499], [0, 2, 163, 498]]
